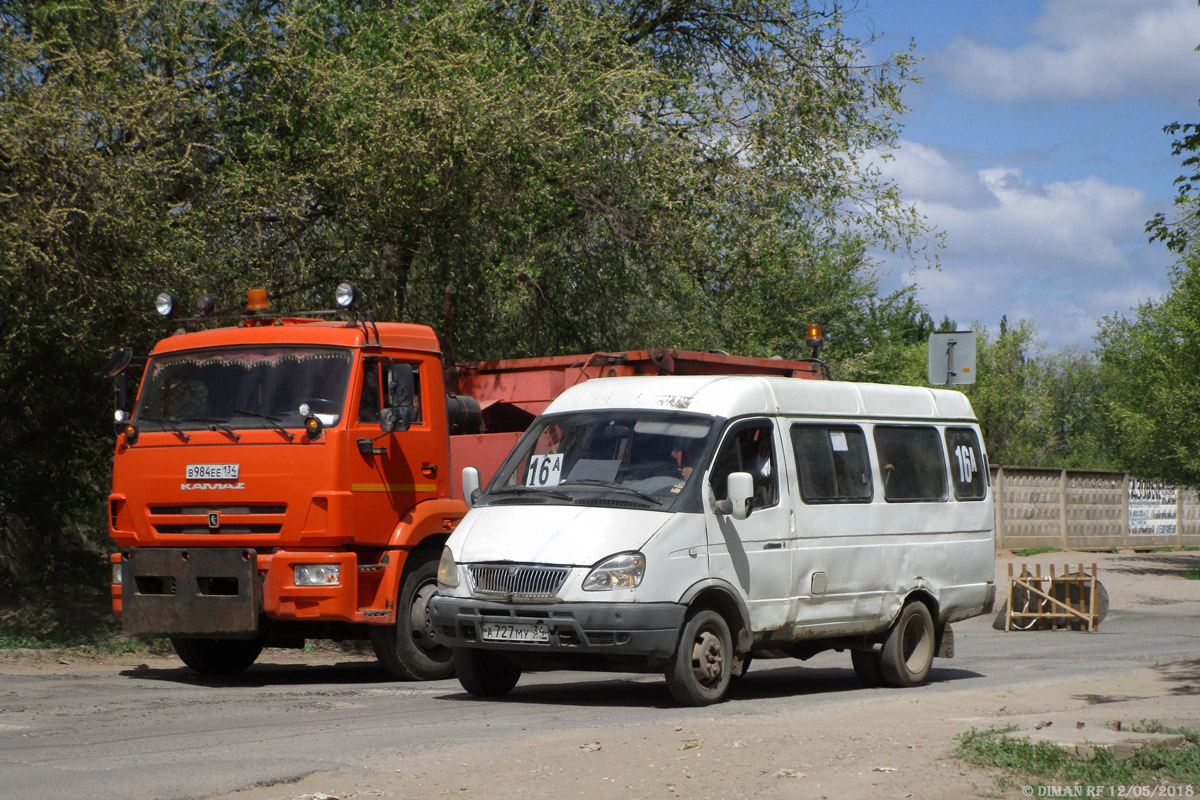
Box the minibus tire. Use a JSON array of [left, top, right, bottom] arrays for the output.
[[850, 650, 885, 687], [171, 637, 263, 675], [370, 553, 454, 681], [665, 610, 733, 706], [453, 648, 521, 697], [880, 601, 935, 687]]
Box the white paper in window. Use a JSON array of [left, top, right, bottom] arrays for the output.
[[829, 431, 849, 452]]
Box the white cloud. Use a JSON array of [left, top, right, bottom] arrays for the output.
[[937, 0, 1200, 103], [874, 140, 1172, 347]]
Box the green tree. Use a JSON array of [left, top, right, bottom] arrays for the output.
[[0, 0, 933, 588], [1096, 258, 1200, 486]]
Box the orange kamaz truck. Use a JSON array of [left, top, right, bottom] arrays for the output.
[[105, 283, 826, 678]]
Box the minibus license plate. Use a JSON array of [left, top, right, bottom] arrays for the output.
[[481, 622, 548, 643]]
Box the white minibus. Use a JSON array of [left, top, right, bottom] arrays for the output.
[[430, 375, 995, 705]]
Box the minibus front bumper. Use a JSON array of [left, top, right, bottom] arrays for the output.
[[429, 596, 685, 658]]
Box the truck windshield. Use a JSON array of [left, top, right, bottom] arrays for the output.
[[487, 410, 716, 507], [135, 346, 353, 431]]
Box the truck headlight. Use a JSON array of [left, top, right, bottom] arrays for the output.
[[437, 546, 459, 589], [112, 561, 123, 586], [294, 564, 340, 586], [582, 552, 645, 591]]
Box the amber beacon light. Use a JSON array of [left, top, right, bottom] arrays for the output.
[[246, 288, 269, 313]]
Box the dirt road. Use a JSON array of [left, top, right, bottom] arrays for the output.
[[3, 550, 1198, 800]]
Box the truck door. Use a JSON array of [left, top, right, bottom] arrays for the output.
[[703, 419, 795, 633], [347, 358, 442, 545]]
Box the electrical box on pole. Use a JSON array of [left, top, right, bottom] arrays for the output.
[[928, 331, 977, 387]]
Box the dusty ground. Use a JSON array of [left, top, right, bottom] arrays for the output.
[[4, 550, 1199, 800]]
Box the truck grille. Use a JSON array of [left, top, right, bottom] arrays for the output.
[[468, 563, 570, 598], [149, 505, 286, 535]]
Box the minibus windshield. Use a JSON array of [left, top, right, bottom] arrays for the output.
[[487, 410, 716, 507], [135, 346, 353, 431]]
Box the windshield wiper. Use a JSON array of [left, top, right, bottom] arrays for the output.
[[138, 416, 191, 442], [558, 479, 663, 505], [178, 416, 241, 441], [490, 486, 574, 502], [232, 409, 295, 441]]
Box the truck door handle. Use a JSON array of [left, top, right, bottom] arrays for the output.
[[421, 463, 437, 478]]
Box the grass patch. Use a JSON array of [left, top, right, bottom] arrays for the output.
[[1183, 569, 1200, 581], [956, 724, 1200, 789], [1013, 546, 1065, 557]]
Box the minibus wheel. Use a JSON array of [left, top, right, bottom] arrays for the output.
[[171, 637, 263, 675], [665, 609, 733, 706], [453, 648, 521, 697], [371, 553, 454, 681], [850, 649, 885, 687], [880, 601, 935, 687]]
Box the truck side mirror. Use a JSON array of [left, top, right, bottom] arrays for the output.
[[379, 363, 416, 434], [462, 467, 481, 509], [726, 471, 754, 520], [102, 348, 134, 425]]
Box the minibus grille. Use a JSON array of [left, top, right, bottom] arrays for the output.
[[468, 564, 570, 598]]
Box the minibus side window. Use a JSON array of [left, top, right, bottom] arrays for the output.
[[710, 421, 778, 510], [945, 427, 986, 500], [873, 426, 948, 502], [791, 424, 872, 504]]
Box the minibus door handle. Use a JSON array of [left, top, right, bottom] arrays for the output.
[[763, 542, 784, 550]]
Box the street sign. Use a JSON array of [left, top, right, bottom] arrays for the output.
[[928, 331, 977, 386]]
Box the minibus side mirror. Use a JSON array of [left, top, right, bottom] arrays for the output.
[[462, 466, 481, 508], [380, 363, 416, 434], [712, 471, 753, 520]]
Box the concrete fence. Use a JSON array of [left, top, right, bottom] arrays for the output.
[[992, 466, 1200, 552]]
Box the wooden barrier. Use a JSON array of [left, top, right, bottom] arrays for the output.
[[1005, 563, 1100, 632]]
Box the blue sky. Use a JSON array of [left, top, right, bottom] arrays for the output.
[[848, 0, 1200, 350]]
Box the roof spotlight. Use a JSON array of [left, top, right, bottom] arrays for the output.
[[155, 291, 179, 318], [335, 282, 360, 309], [197, 293, 217, 316]]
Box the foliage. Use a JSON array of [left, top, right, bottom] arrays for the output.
[[960, 319, 1116, 469], [956, 724, 1200, 789], [1096, 257, 1200, 487], [0, 0, 931, 588]]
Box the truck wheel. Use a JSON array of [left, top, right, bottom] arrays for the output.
[[453, 648, 521, 697], [171, 637, 263, 675], [880, 601, 935, 687], [850, 649, 885, 687], [370, 553, 454, 680], [665, 609, 733, 706]]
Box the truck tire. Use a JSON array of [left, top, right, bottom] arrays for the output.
[[665, 609, 733, 706], [453, 648, 521, 697], [370, 552, 454, 680], [880, 601, 935, 687], [171, 637, 263, 675]]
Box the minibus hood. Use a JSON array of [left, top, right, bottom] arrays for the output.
[[452, 504, 668, 566]]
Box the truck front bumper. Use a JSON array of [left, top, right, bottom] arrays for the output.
[[429, 596, 685, 658]]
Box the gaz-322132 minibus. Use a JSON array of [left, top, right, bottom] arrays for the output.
[[430, 375, 995, 706]]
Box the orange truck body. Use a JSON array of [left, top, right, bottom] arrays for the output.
[[108, 309, 824, 677]]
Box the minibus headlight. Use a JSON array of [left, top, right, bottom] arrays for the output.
[[582, 551, 645, 591], [437, 546, 459, 589], [294, 564, 340, 586]]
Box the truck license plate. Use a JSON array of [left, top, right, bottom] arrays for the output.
[[186, 464, 239, 480], [480, 622, 549, 643]]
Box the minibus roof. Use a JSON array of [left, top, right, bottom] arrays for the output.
[[543, 375, 978, 422]]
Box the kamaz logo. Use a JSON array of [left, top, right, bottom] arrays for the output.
[[180, 482, 245, 491]]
